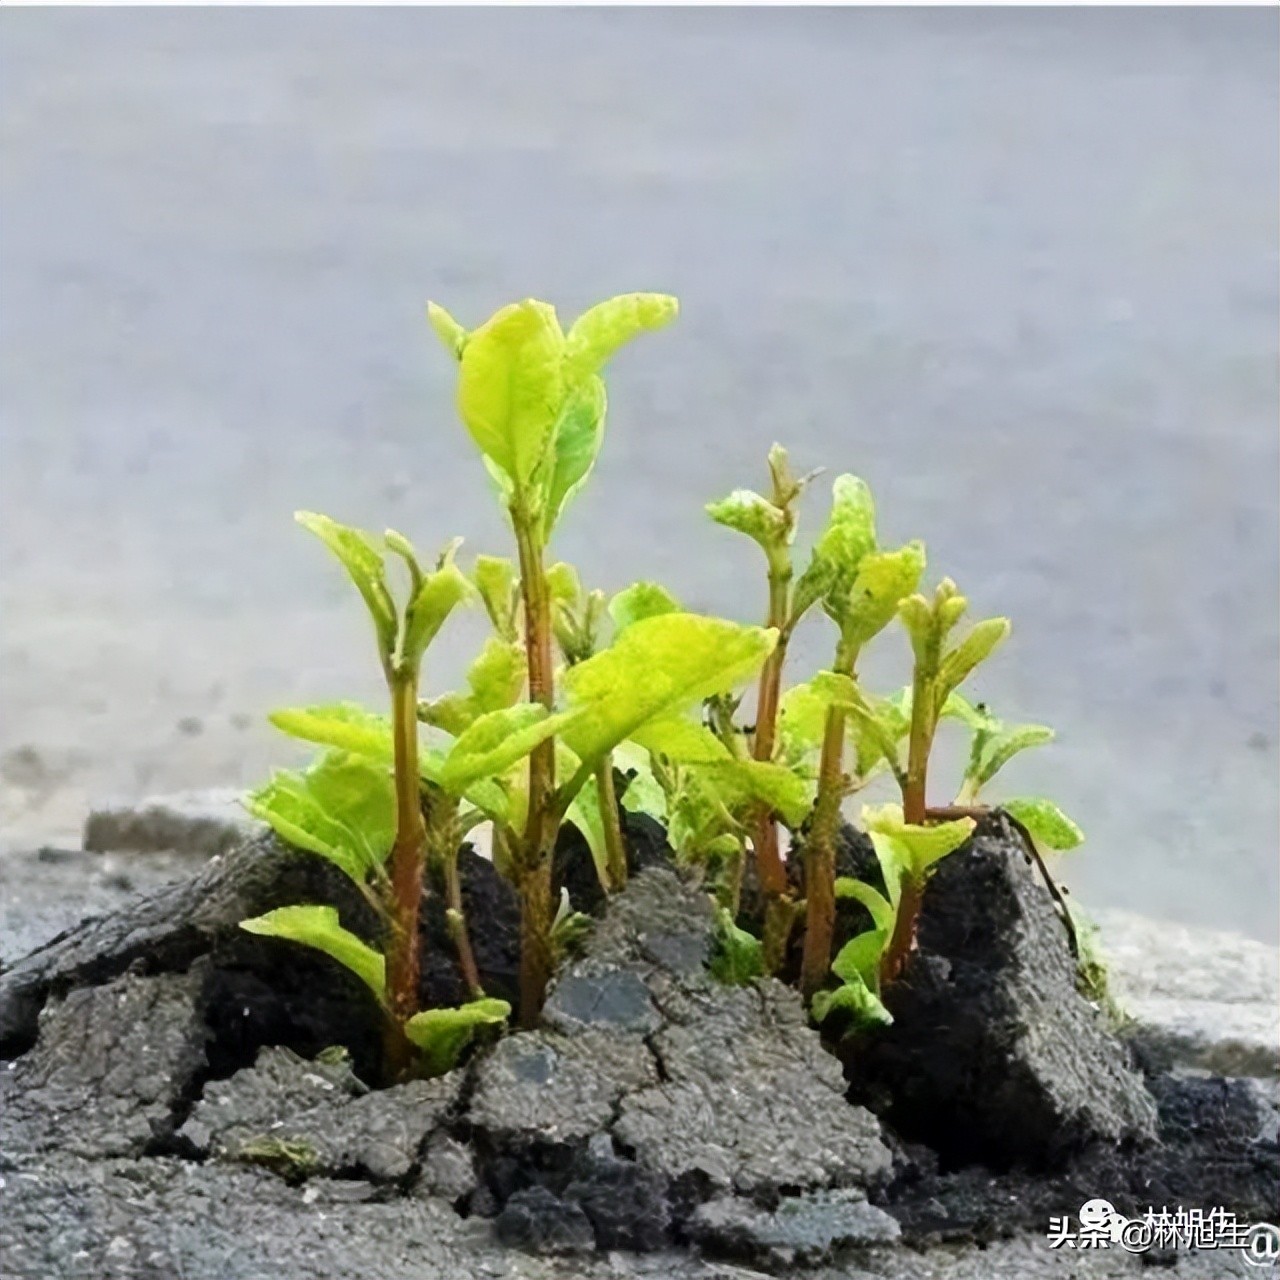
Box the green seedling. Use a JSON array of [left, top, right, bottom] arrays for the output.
[[426, 293, 782, 1025]]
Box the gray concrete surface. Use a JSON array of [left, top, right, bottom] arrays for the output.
[[1, 9, 1277, 938]]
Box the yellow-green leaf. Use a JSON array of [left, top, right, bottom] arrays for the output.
[[609, 582, 681, 635], [457, 300, 565, 484], [839, 541, 926, 647], [403, 998, 511, 1076], [937, 617, 1011, 695], [705, 489, 789, 552], [402, 561, 473, 664], [543, 376, 607, 537], [440, 703, 584, 795], [1003, 797, 1084, 851], [973, 723, 1054, 789], [560, 615, 776, 768], [426, 301, 468, 359], [564, 292, 678, 386], [863, 803, 974, 879], [295, 512, 396, 659], [240, 906, 385, 1002]]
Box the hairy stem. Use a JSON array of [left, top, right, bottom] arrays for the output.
[[799, 702, 845, 998], [514, 512, 557, 1028], [597, 755, 628, 890], [384, 665, 427, 1080]]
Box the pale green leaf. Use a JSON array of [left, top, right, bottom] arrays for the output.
[[559, 615, 776, 768], [863, 803, 975, 879], [609, 582, 681, 635], [467, 637, 526, 714], [546, 561, 582, 604], [427, 301, 468, 359], [705, 489, 789, 552], [710, 908, 763, 985], [402, 561, 473, 664], [270, 703, 395, 764], [831, 928, 889, 992], [473, 555, 519, 638], [441, 703, 583, 795], [973, 723, 1055, 789], [812, 977, 893, 1030], [403, 998, 511, 1076], [838, 542, 927, 647], [564, 292, 679, 386], [794, 474, 877, 620], [295, 512, 396, 658], [697, 759, 813, 828], [938, 617, 1010, 695], [240, 906, 385, 1002], [565, 771, 609, 889], [457, 300, 565, 484], [543, 376, 607, 536], [1003, 797, 1085, 851], [940, 691, 999, 733], [833, 877, 895, 934], [629, 716, 729, 764]]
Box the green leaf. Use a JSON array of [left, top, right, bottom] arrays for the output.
[[1003, 797, 1085, 851], [613, 742, 669, 822], [403, 998, 511, 1077], [972, 723, 1055, 789], [696, 759, 813, 828], [457, 300, 565, 485], [565, 771, 609, 889], [609, 582, 681, 635], [629, 715, 728, 764], [421, 638, 525, 735], [426, 301, 468, 359], [246, 753, 395, 885], [402, 560, 473, 665], [295, 512, 397, 659], [240, 906, 385, 1002], [863, 803, 975, 880], [706, 489, 789, 552], [440, 703, 583, 795], [939, 691, 1000, 733], [710, 909, 764, 985], [543, 376, 607, 536], [833, 877, 895, 934], [831, 928, 890, 992], [938, 617, 1011, 695], [472, 555, 519, 637], [794, 474, 877, 621], [564, 292, 679, 386], [546, 561, 583, 604], [560, 614, 776, 769], [812, 977, 893, 1030], [269, 702, 396, 763], [837, 542, 926, 647]]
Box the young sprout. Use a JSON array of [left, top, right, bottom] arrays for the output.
[[240, 514, 502, 1081]]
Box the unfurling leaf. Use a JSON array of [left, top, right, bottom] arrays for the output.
[[421, 638, 525, 735], [546, 561, 583, 604], [564, 292, 679, 387], [295, 512, 397, 659], [793, 474, 878, 621], [559, 614, 776, 769], [543, 376, 607, 536], [706, 489, 790, 552], [710, 909, 764, 985], [937, 616, 1011, 697], [401, 559, 473, 665], [473, 555, 520, 640], [240, 906, 385, 1002], [457, 300, 565, 486], [836, 542, 926, 648], [426, 301, 469, 359], [403, 998, 511, 1076], [833, 877, 895, 934], [971, 723, 1054, 790], [1003, 797, 1085, 851], [831, 928, 890, 993], [811, 976, 893, 1030], [247, 751, 395, 886], [609, 582, 681, 635]]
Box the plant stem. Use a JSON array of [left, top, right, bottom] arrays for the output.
[[428, 793, 483, 999], [902, 665, 932, 827], [750, 563, 792, 901], [514, 512, 556, 1028], [799, 701, 845, 998], [596, 755, 628, 889], [384, 664, 427, 1080], [880, 874, 923, 986]]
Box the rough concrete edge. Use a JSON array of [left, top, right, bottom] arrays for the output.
[[83, 789, 262, 858]]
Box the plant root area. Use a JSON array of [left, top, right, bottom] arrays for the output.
[[2, 815, 1275, 1279]]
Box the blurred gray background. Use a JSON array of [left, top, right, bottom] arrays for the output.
[[1, 8, 1276, 940]]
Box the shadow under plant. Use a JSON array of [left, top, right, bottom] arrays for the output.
[[1, 295, 1276, 1278]]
